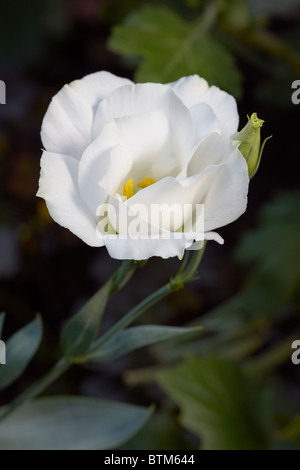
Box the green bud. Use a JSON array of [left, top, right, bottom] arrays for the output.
[[233, 113, 270, 178]]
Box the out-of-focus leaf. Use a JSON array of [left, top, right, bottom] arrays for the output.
[[222, 0, 250, 29], [0, 315, 42, 391], [153, 322, 263, 363], [120, 409, 195, 450], [156, 355, 273, 450], [61, 281, 112, 360], [108, 6, 242, 97], [84, 325, 203, 363], [279, 415, 300, 444], [0, 397, 153, 450], [61, 261, 136, 360], [245, 331, 300, 375], [236, 191, 300, 316]]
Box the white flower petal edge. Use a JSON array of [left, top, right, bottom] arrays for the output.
[[41, 72, 133, 159], [169, 74, 239, 138], [37, 71, 250, 260], [92, 83, 194, 167], [101, 228, 223, 260], [37, 151, 103, 247], [203, 141, 249, 232]]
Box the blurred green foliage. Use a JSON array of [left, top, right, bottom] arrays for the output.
[[122, 192, 300, 449], [108, 0, 300, 101], [0, 315, 42, 391], [236, 191, 300, 317], [0, 397, 153, 450], [0, 0, 299, 451], [156, 356, 274, 450], [108, 5, 242, 96], [121, 408, 195, 450]]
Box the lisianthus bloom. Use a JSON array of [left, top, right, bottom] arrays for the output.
[[37, 72, 249, 259]]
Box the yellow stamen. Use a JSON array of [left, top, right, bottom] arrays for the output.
[[123, 178, 134, 199], [137, 177, 156, 188]]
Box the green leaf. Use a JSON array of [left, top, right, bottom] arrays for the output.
[[221, 0, 250, 29], [0, 315, 42, 391], [108, 6, 242, 96], [120, 409, 194, 450], [156, 355, 273, 450], [235, 191, 300, 317], [61, 281, 112, 360], [0, 312, 5, 338], [279, 414, 300, 443], [61, 260, 136, 360], [83, 325, 203, 364], [0, 397, 153, 450]]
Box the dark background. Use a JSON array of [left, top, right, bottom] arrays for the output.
[[0, 0, 299, 449]]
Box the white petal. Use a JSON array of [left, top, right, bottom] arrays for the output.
[[102, 233, 194, 260], [170, 76, 239, 139], [128, 177, 189, 232], [37, 151, 102, 247], [169, 75, 209, 108], [92, 84, 193, 168], [97, 110, 170, 178], [79, 140, 132, 216], [67, 72, 133, 113], [93, 83, 166, 136], [41, 71, 133, 159], [203, 142, 249, 231], [128, 173, 213, 233], [98, 191, 192, 260], [129, 141, 249, 235], [177, 107, 222, 180], [187, 132, 225, 177], [105, 196, 148, 237], [189, 102, 222, 150], [204, 231, 224, 244], [197, 86, 239, 138], [187, 231, 224, 250]]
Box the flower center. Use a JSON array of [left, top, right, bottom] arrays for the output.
[[123, 177, 156, 199]]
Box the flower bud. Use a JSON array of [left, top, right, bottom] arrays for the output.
[[233, 113, 269, 178]]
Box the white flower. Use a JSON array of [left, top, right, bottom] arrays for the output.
[[37, 72, 249, 260]]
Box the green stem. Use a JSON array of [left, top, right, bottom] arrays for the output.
[[81, 245, 207, 361], [61, 259, 139, 358], [0, 246, 206, 419], [179, 242, 206, 283], [0, 260, 139, 422], [83, 284, 178, 361], [108, 259, 139, 294], [0, 357, 70, 422]]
